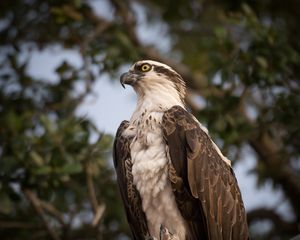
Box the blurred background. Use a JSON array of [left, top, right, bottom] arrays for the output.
[[0, 0, 299, 239]]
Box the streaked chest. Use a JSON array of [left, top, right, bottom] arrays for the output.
[[128, 111, 167, 196], [123, 110, 186, 239]]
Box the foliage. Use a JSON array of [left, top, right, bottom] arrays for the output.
[[0, 1, 130, 239], [0, 0, 299, 239]]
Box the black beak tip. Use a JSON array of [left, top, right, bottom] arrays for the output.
[[120, 72, 127, 89]]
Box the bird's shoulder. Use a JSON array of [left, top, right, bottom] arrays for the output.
[[163, 105, 196, 128], [113, 120, 132, 168]]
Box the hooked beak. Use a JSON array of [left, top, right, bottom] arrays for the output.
[[120, 71, 136, 89]]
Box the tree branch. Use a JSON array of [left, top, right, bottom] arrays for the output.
[[249, 135, 300, 220], [84, 161, 106, 227], [0, 221, 36, 229], [23, 189, 60, 240], [247, 207, 300, 234], [39, 200, 65, 226], [111, 0, 139, 46], [79, 9, 112, 97]]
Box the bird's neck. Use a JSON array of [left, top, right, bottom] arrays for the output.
[[130, 85, 185, 123]]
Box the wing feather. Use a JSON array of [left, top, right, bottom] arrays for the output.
[[113, 121, 150, 239], [162, 106, 249, 240]]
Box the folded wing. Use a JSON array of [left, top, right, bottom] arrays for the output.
[[162, 106, 249, 240]]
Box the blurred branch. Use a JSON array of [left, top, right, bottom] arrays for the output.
[[247, 207, 300, 234], [84, 161, 106, 227], [79, 10, 112, 96], [249, 135, 300, 219], [92, 205, 106, 227], [81, 7, 112, 49], [85, 163, 98, 213], [39, 200, 65, 226], [111, 0, 138, 45], [0, 221, 36, 229], [236, 95, 300, 219], [23, 189, 61, 240]]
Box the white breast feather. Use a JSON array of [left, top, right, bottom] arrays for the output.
[[126, 111, 187, 240]]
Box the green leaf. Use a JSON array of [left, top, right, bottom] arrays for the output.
[[30, 151, 44, 166], [56, 163, 82, 174], [256, 56, 268, 69], [241, 3, 253, 16], [214, 26, 227, 39], [0, 191, 12, 214], [33, 166, 52, 175]]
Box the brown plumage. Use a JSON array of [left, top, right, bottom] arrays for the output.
[[113, 106, 249, 239], [162, 106, 249, 239], [113, 60, 249, 239]]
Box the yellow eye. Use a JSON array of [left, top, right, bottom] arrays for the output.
[[141, 64, 151, 72]]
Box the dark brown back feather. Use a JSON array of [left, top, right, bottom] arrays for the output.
[[113, 121, 150, 239], [162, 106, 249, 240]]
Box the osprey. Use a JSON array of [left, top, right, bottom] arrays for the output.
[[113, 60, 249, 240]]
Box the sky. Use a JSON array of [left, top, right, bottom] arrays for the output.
[[25, 0, 294, 228]]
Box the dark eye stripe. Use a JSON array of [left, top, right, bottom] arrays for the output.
[[152, 65, 186, 100], [153, 65, 182, 80]]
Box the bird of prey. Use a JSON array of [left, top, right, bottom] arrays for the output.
[[113, 60, 249, 240]]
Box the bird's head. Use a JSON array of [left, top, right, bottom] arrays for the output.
[[120, 60, 186, 104]]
